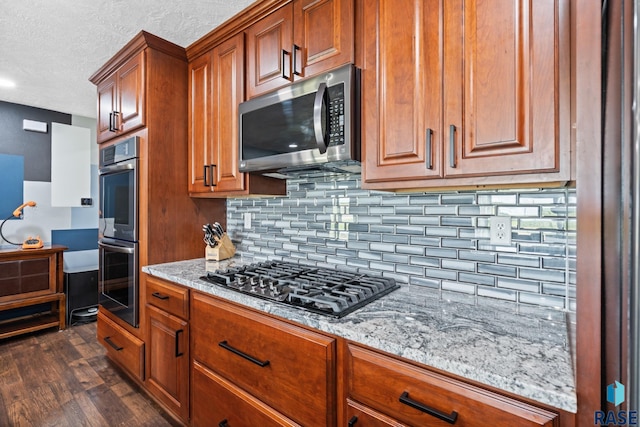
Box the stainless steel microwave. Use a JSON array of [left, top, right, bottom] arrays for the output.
[[238, 64, 360, 174]]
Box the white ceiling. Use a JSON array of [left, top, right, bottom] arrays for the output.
[[0, 0, 256, 119]]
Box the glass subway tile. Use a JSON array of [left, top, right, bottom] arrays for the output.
[[497, 277, 540, 293], [477, 286, 517, 301], [442, 281, 476, 294], [441, 217, 475, 227], [441, 194, 476, 204], [477, 263, 517, 277], [426, 227, 458, 237], [382, 234, 409, 244], [426, 268, 458, 280], [458, 250, 496, 263], [441, 259, 475, 272], [458, 272, 496, 286], [410, 276, 441, 288], [425, 248, 458, 259], [497, 254, 540, 268], [409, 216, 440, 226], [519, 268, 565, 283], [441, 238, 476, 249]]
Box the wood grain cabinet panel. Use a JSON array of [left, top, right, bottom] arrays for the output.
[[145, 304, 189, 422], [96, 52, 145, 143], [188, 33, 286, 197], [191, 360, 301, 427], [346, 344, 559, 427], [97, 310, 144, 381], [191, 291, 337, 427], [246, 0, 354, 99], [362, 0, 570, 190]]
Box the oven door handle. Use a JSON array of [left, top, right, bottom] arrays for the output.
[[98, 241, 135, 254], [99, 161, 135, 175]]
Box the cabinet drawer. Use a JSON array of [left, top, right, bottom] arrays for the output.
[[145, 276, 189, 319], [192, 360, 300, 427], [347, 344, 559, 427], [97, 311, 144, 380], [191, 292, 336, 427]]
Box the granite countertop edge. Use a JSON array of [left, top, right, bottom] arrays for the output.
[[142, 257, 577, 413]]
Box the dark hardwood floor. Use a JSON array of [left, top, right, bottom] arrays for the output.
[[0, 322, 180, 427]]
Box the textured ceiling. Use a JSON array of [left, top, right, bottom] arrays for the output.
[[0, 0, 255, 118]]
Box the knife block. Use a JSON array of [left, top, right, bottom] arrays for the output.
[[205, 233, 236, 261]]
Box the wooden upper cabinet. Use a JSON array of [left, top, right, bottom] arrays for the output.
[[246, 0, 354, 99], [96, 52, 145, 143], [189, 34, 246, 195], [188, 50, 213, 193], [188, 33, 286, 197], [362, 0, 570, 190], [362, 0, 442, 184], [292, 0, 354, 79], [246, 4, 293, 99]]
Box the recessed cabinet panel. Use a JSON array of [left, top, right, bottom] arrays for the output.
[[443, 0, 561, 177], [362, 0, 442, 182], [293, 0, 354, 78], [212, 34, 246, 192], [117, 53, 145, 135], [188, 52, 212, 193], [246, 6, 293, 98]]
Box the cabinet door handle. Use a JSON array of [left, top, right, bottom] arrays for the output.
[[292, 44, 302, 76], [218, 420, 228, 427], [108, 112, 115, 132], [151, 292, 169, 300], [426, 128, 433, 169], [348, 415, 358, 426], [449, 124, 456, 168], [175, 329, 184, 357], [210, 164, 217, 187], [104, 336, 123, 351], [203, 165, 210, 187], [219, 340, 270, 367], [399, 391, 458, 424], [282, 49, 292, 80], [113, 111, 120, 131]]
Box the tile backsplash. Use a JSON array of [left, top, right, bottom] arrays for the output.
[[226, 175, 576, 312]]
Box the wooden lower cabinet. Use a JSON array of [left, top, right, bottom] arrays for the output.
[[144, 276, 190, 423], [97, 310, 144, 381], [190, 291, 337, 427], [146, 304, 189, 422], [191, 360, 300, 427], [346, 344, 560, 427]]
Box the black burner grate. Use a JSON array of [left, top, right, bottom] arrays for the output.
[[201, 261, 399, 318]]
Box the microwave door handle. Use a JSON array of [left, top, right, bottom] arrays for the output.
[[98, 241, 135, 254], [313, 82, 328, 154]]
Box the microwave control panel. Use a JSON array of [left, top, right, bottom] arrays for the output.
[[328, 83, 345, 147]]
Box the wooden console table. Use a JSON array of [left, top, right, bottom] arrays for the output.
[[0, 245, 67, 339]]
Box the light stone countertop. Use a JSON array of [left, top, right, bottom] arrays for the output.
[[142, 255, 576, 413]]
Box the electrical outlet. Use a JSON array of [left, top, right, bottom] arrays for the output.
[[244, 212, 252, 229], [489, 216, 512, 245]]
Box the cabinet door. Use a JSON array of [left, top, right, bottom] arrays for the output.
[[96, 75, 117, 143], [443, 0, 565, 177], [117, 51, 146, 135], [362, 0, 443, 184], [292, 0, 354, 79], [188, 51, 214, 194], [212, 33, 246, 192], [145, 304, 189, 422], [246, 4, 294, 98], [191, 361, 301, 427]]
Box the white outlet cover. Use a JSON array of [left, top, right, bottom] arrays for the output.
[[489, 216, 512, 245]]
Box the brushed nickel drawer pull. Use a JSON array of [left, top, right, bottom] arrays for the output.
[[399, 391, 458, 424], [219, 340, 270, 367]]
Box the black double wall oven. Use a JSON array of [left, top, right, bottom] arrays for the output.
[[98, 136, 139, 327]]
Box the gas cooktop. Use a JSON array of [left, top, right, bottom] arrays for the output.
[[201, 261, 399, 318]]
